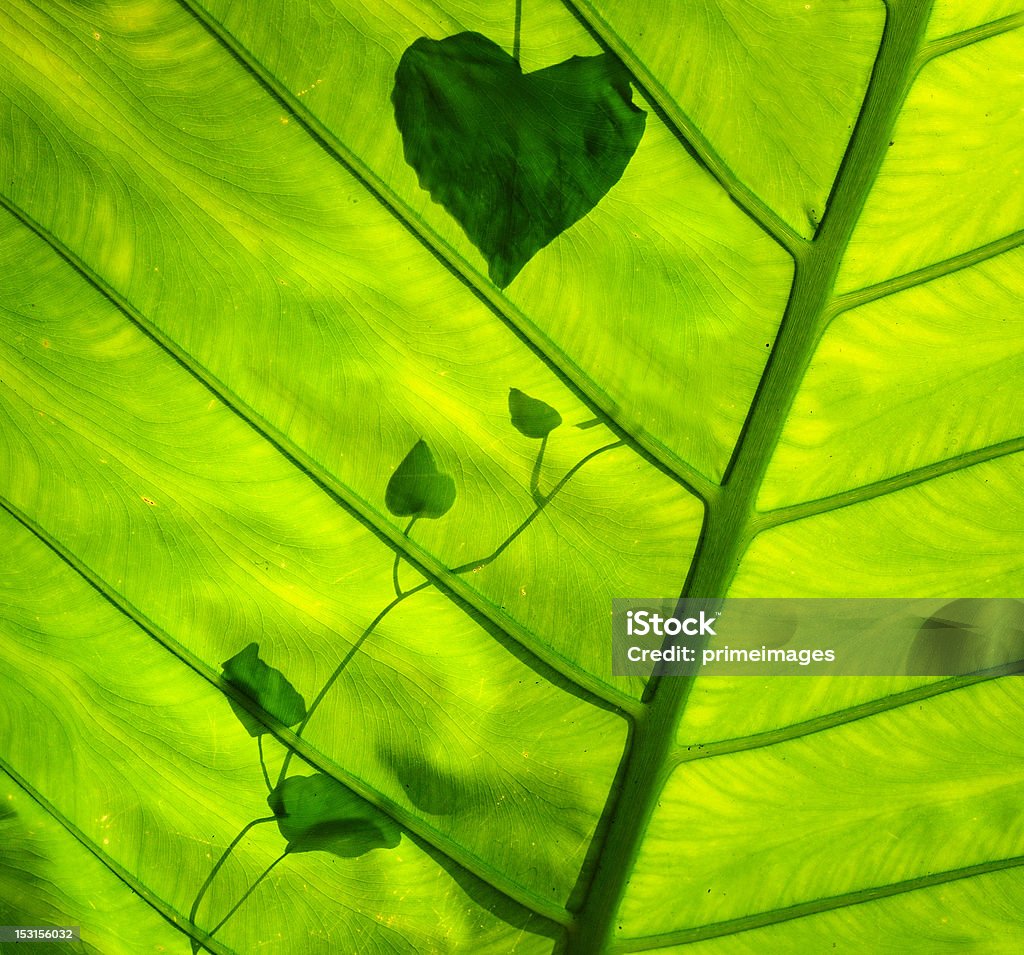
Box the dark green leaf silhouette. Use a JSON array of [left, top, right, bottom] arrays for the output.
[[392, 32, 646, 287], [906, 599, 1024, 676], [221, 642, 306, 736], [385, 439, 456, 519], [268, 774, 401, 857], [508, 387, 562, 439]]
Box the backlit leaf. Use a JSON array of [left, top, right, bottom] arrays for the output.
[[1, 0, 1022, 952]]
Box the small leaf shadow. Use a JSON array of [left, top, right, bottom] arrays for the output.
[[385, 439, 456, 519], [268, 774, 400, 858], [509, 388, 562, 439], [222, 642, 306, 736]]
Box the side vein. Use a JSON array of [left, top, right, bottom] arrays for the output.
[[0, 760, 236, 955], [0, 193, 640, 719], [617, 853, 1024, 950], [830, 228, 1024, 316], [673, 664, 1022, 769], [921, 11, 1024, 63], [759, 436, 1024, 531]]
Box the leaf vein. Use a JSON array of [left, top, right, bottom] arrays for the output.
[[616, 852, 1024, 950], [830, 228, 1024, 315], [759, 437, 1024, 530], [921, 11, 1024, 64], [674, 665, 1022, 768], [0, 760, 237, 955]]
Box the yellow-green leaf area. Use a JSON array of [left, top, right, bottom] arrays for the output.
[[838, 30, 1024, 292], [622, 680, 1024, 939], [2, 0, 1024, 950], [0, 218, 629, 908], [0, 509, 559, 953], [0, 0, 697, 696], [192, 0, 793, 483], [580, 0, 884, 237], [0, 775, 187, 954], [760, 245, 1024, 510]]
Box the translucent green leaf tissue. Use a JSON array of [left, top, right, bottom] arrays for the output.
[[0, 0, 1022, 952]]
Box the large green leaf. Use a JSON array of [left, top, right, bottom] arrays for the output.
[[1, 0, 1023, 952]]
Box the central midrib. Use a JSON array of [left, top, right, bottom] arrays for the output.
[[566, 1, 936, 950]]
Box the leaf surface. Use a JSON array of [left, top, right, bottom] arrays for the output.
[[1, 0, 1022, 952]]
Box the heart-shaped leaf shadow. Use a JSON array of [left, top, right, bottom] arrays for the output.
[[393, 32, 646, 288]]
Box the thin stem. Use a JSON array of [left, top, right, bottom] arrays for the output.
[[274, 439, 623, 787], [450, 440, 624, 574], [513, 0, 523, 62], [257, 736, 273, 793], [392, 517, 418, 597], [530, 435, 548, 505], [275, 594, 410, 787], [189, 816, 277, 952], [208, 852, 289, 940]]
